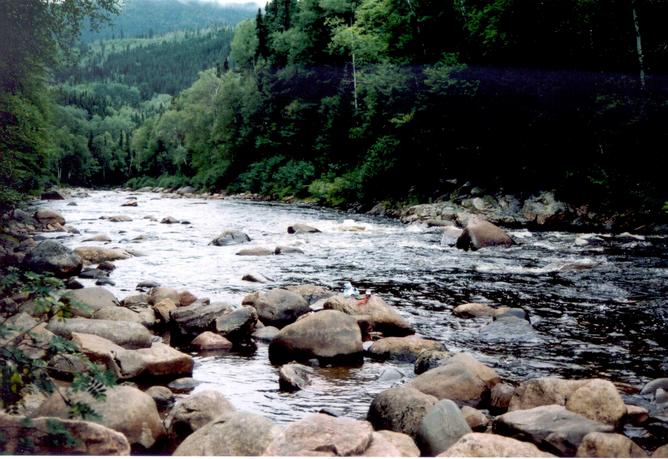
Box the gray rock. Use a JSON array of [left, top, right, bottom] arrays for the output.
[[60, 287, 119, 317], [242, 272, 272, 283], [47, 317, 153, 349], [494, 404, 615, 456], [368, 336, 445, 362], [95, 278, 115, 286], [479, 316, 543, 344], [78, 268, 107, 279], [252, 326, 280, 342], [265, 413, 373, 456], [22, 240, 82, 278], [161, 216, 179, 224], [367, 386, 438, 438], [269, 310, 363, 364], [146, 386, 174, 408], [174, 411, 278, 456], [214, 306, 258, 341], [641, 378, 668, 397], [41, 190, 66, 200], [522, 192, 570, 227], [242, 289, 309, 328], [170, 302, 234, 341], [235, 247, 274, 256], [210, 230, 251, 246], [409, 353, 501, 406], [168, 377, 200, 393], [0, 414, 130, 455], [456, 219, 514, 251], [166, 390, 236, 442], [279, 363, 314, 391], [494, 307, 529, 320], [324, 294, 414, 337], [287, 223, 321, 234], [274, 245, 305, 255], [417, 399, 472, 456], [415, 349, 451, 375], [38, 385, 165, 450]]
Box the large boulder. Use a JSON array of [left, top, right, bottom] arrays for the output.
[[37, 385, 166, 450], [575, 432, 647, 457], [367, 386, 438, 439], [0, 413, 130, 455], [242, 289, 309, 328], [508, 377, 590, 411], [41, 190, 66, 200], [438, 433, 555, 457], [268, 310, 363, 364], [34, 209, 65, 225], [287, 223, 321, 234], [72, 333, 193, 380], [409, 353, 500, 407], [214, 306, 258, 341], [368, 336, 444, 362], [416, 399, 472, 456], [565, 379, 627, 426], [74, 246, 132, 264], [61, 287, 119, 317], [170, 302, 234, 341], [323, 294, 414, 336], [166, 390, 235, 442], [370, 431, 421, 457], [210, 230, 251, 246], [494, 404, 615, 456], [265, 413, 373, 456], [47, 318, 153, 349], [456, 219, 514, 251], [22, 240, 83, 278], [174, 411, 277, 456], [285, 284, 334, 305]]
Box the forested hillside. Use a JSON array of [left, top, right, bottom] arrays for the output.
[[2, 0, 668, 221], [80, 0, 256, 41]]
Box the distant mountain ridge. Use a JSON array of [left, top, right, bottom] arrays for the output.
[[82, 0, 257, 42]]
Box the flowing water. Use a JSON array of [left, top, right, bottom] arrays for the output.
[[39, 190, 668, 429]]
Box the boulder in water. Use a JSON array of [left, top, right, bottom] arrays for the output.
[[456, 219, 514, 251], [82, 233, 112, 242], [191, 331, 233, 351], [453, 303, 496, 318], [161, 216, 179, 224], [414, 349, 452, 375], [279, 363, 314, 392], [287, 223, 321, 234], [73, 246, 132, 264], [34, 209, 65, 225], [368, 336, 445, 362], [494, 404, 615, 456], [236, 247, 274, 256], [214, 306, 258, 340], [210, 230, 251, 246], [40, 190, 66, 200], [22, 240, 82, 278], [47, 317, 153, 349], [107, 215, 132, 222], [269, 310, 363, 364], [242, 289, 309, 328], [324, 294, 414, 337], [367, 386, 438, 439], [509, 377, 590, 411], [565, 379, 627, 426]]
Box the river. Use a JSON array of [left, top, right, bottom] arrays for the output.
[[39, 189, 668, 431]]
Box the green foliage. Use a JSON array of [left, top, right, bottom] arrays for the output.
[[0, 268, 115, 420]]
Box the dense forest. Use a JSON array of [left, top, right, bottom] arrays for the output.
[[2, 0, 668, 218]]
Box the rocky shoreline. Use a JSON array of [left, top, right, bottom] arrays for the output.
[[0, 188, 667, 456]]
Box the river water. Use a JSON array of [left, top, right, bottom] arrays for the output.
[[39, 190, 668, 428]]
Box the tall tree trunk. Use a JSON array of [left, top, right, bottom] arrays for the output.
[[631, 1, 646, 90], [352, 51, 358, 112]]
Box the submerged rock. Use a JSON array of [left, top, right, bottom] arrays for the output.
[[287, 223, 321, 234], [279, 363, 314, 392], [210, 230, 251, 246]]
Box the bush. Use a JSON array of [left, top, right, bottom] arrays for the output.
[[308, 170, 363, 207]]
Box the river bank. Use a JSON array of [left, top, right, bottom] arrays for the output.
[[1, 188, 667, 455]]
